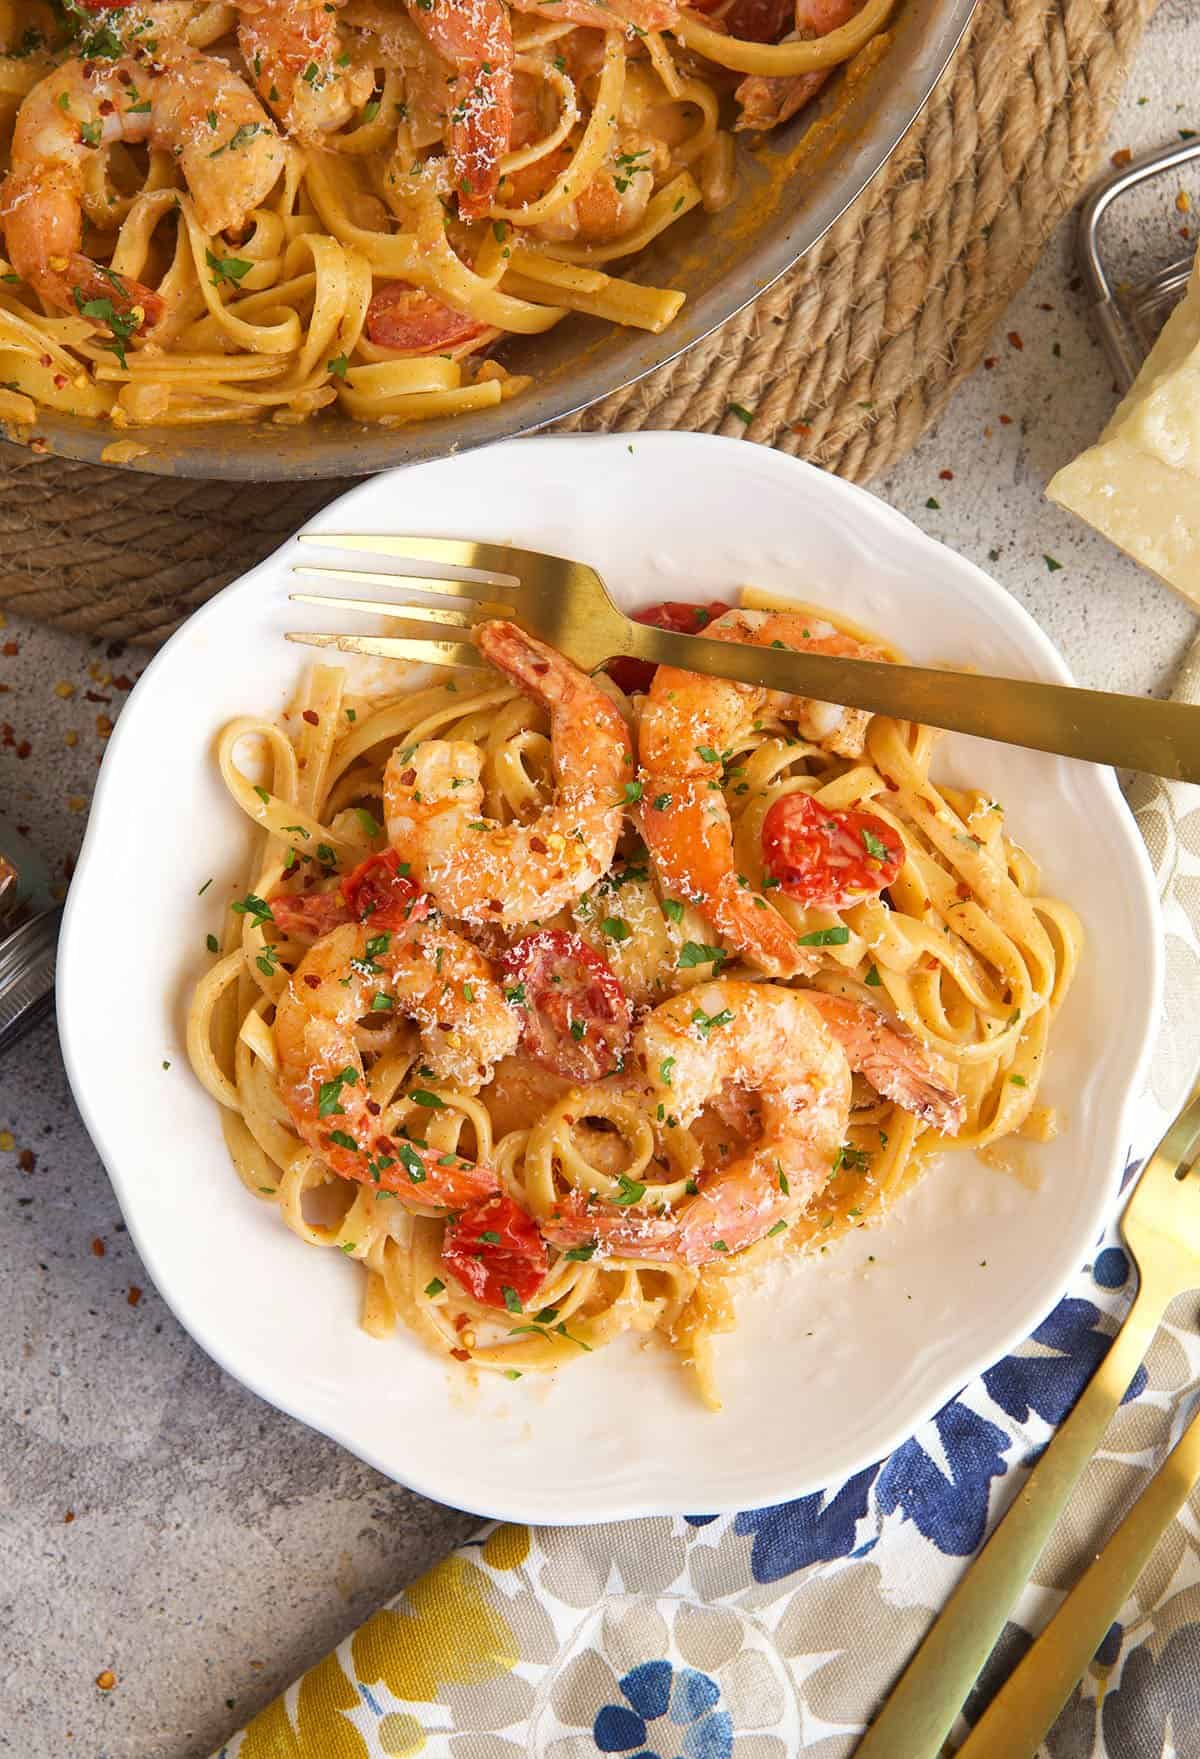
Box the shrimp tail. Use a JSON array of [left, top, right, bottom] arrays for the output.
[[68, 255, 166, 330], [805, 993, 965, 1133]]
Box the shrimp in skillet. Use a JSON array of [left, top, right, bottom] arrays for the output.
[[238, 0, 374, 137], [384, 619, 634, 931], [735, 0, 860, 132], [541, 982, 961, 1264], [275, 916, 519, 1208], [404, 0, 514, 219], [638, 606, 888, 977], [0, 49, 284, 321]]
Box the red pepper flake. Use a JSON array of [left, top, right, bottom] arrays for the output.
[[450, 1347, 470, 1361], [454, 1311, 470, 1333], [938, 469, 954, 481], [999, 414, 1012, 426], [91, 1237, 105, 1257], [53, 373, 67, 391], [2, 641, 18, 656], [302, 709, 319, 726], [95, 1671, 117, 1693], [127, 1286, 142, 1306], [98, 97, 114, 115], [365, 1098, 381, 1116], [18, 1148, 36, 1173], [64, 1510, 75, 1523], [303, 973, 321, 989], [1037, 302, 1055, 311], [16, 739, 30, 759], [112, 674, 134, 691], [38, 353, 51, 369], [1180, 226, 1192, 240], [1111, 147, 1132, 167], [792, 420, 812, 437], [1006, 331, 1024, 351], [29, 437, 48, 456], [84, 690, 111, 704], [983, 356, 997, 369]]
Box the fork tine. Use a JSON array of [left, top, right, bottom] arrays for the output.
[[293, 563, 516, 608], [285, 631, 487, 670], [288, 591, 483, 631], [299, 532, 523, 582]]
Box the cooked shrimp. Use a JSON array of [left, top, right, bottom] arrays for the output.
[[803, 992, 965, 1132], [275, 917, 520, 1208], [734, 0, 859, 132], [541, 981, 962, 1263], [0, 48, 283, 318], [404, 0, 514, 219], [639, 607, 888, 977], [543, 981, 852, 1262], [238, 0, 374, 136], [384, 619, 633, 931]]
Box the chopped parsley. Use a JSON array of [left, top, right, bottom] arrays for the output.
[[501, 1285, 523, 1313], [563, 1242, 596, 1261], [206, 249, 252, 288], [410, 1089, 446, 1109], [797, 925, 850, 947], [691, 1005, 734, 1039], [600, 916, 631, 943], [317, 1065, 358, 1117], [865, 963, 882, 986], [424, 1277, 445, 1297], [727, 403, 754, 425], [231, 893, 275, 927], [678, 941, 725, 971], [208, 121, 263, 158], [623, 781, 643, 806], [861, 828, 890, 861], [659, 1055, 675, 1086], [613, 1175, 646, 1205], [662, 897, 684, 924], [397, 1141, 426, 1182], [327, 1129, 358, 1151], [206, 934, 219, 954]]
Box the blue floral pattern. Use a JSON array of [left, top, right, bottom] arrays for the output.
[[221, 1200, 1200, 1759], [594, 1663, 731, 1759]]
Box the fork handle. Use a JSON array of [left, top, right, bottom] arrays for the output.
[[851, 1278, 1165, 1759], [621, 626, 1200, 783], [955, 1399, 1200, 1758]]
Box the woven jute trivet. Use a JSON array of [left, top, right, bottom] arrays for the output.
[[0, 0, 1154, 647]]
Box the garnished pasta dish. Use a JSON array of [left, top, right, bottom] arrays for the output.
[[0, 0, 892, 434], [187, 589, 1082, 1407]]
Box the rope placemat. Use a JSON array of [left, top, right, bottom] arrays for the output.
[[0, 0, 1154, 647]]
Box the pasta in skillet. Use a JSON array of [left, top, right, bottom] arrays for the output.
[[0, 0, 892, 433]]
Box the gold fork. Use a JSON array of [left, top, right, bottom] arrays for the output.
[[853, 1081, 1200, 1759], [285, 534, 1200, 783]]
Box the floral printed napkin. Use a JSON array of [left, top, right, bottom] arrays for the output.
[[214, 633, 1200, 1759]]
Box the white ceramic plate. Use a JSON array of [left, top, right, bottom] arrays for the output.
[[58, 434, 1162, 1523]]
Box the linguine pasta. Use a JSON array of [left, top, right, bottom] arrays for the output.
[[0, 0, 893, 435], [186, 588, 1082, 1409]]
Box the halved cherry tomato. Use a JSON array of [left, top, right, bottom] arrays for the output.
[[499, 929, 632, 1083], [267, 889, 355, 941], [761, 792, 904, 908], [268, 848, 426, 940], [342, 847, 427, 929], [690, 0, 791, 38], [606, 600, 733, 696], [441, 1192, 548, 1309], [365, 282, 489, 354]]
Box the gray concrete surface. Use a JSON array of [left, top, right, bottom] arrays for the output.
[[2, 3, 1198, 1752]]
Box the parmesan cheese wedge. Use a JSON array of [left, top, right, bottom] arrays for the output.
[[1047, 249, 1200, 609]]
